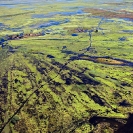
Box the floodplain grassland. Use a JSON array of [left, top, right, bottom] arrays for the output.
[[0, 0, 133, 133]]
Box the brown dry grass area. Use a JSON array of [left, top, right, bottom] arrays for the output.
[[79, 56, 125, 65], [95, 58, 124, 65], [83, 8, 133, 19]]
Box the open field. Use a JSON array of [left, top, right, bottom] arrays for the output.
[[0, 0, 133, 133]]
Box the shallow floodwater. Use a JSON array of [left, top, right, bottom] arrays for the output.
[[32, 9, 84, 18]]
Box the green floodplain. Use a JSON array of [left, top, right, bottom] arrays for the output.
[[0, 0, 133, 132]]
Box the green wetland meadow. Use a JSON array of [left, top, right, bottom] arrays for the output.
[[0, 0, 133, 132]]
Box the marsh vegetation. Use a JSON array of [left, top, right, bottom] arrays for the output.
[[0, 0, 133, 133]]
